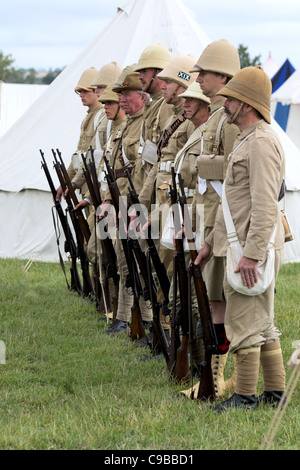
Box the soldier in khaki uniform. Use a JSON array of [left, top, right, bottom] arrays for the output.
[[135, 55, 198, 343], [99, 73, 152, 334], [73, 83, 127, 312], [165, 81, 211, 377], [196, 66, 286, 411], [89, 61, 123, 156], [188, 40, 241, 394], [70, 63, 123, 212], [56, 67, 101, 202], [74, 83, 127, 257], [91, 61, 122, 100], [133, 44, 174, 198]]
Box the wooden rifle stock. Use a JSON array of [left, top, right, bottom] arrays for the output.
[[52, 150, 94, 298], [81, 152, 120, 312], [80, 153, 108, 311], [56, 149, 91, 244], [168, 255, 181, 375], [40, 150, 82, 293], [103, 155, 146, 341], [178, 173, 218, 401], [126, 170, 170, 361], [169, 168, 190, 384]]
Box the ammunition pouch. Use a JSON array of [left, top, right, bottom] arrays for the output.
[[196, 153, 224, 180]]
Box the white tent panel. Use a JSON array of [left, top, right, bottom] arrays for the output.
[[0, 83, 48, 138], [272, 69, 300, 149], [0, 0, 210, 262], [0, 189, 59, 261], [262, 53, 279, 79], [0, 0, 299, 264]]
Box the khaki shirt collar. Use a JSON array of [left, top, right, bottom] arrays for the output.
[[208, 96, 226, 115], [236, 119, 265, 141], [126, 107, 144, 123]]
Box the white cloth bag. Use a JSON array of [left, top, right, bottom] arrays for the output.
[[222, 182, 276, 296]]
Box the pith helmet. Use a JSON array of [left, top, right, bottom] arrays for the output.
[[157, 55, 197, 88], [112, 72, 143, 93], [99, 83, 120, 103], [90, 62, 122, 88], [75, 67, 98, 93], [179, 81, 211, 104], [114, 64, 138, 87], [190, 39, 240, 78], [134, 43, 171, 71], [217, 66, 272, 123]]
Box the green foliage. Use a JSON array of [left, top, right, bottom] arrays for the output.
[[238, 44, 262, 69], [0, 50, 64, 84], [0, 258, 299, 450]]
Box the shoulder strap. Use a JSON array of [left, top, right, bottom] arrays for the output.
[[212, 113, 228, 154]]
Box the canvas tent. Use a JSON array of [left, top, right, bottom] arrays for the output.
[[270, 119, 300, 264], [272, 69, 300, 149], [0, 82, 48, 138], [0, 0, 299, 265], [0, 0, 211, 262], [262, 52, 279, 79]]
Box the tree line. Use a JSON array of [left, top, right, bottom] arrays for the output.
[[0, 51, 65, 84]]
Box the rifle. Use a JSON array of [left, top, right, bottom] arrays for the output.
[[126, 170, 170, 362], [168, 255, 181, 375], [103, 155, 148, 341], [40, 150, 82, 294], [80, 152, 106, 310], [55, 149, 91, 245], [81, 150, 120, 319], [52, 149, 94, 298], [169, 167, 190, 384], [177, 173, 218, 401]]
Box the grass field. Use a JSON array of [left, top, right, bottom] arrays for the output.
[[0, 258, 299, 451]]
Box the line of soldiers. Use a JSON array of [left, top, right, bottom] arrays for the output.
[[46, 38, 286, 412]]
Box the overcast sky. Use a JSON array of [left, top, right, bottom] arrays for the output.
[[1, 0, 299, 72]]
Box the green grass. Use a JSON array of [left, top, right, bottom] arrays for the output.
[[0, 258, 299, 450]]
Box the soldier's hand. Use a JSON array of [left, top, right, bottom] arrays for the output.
[[194, 243, 212, 271], [56, 186, 63, 202], [235, 256, 258, 288], [74, 200, 89, 211]]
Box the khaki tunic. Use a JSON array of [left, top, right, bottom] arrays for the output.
[[67, 103, 103, 182], [138, 104, 195, 207], [71, 110, 108, 193], [207, 120, 285, 352], [193, 98, 239, 300], [195, 97, 239, 228], [104, 108, 145, 200], [83, 115, 127, 206], [90, 111, 109, 151], [134, 91, 173, 196]]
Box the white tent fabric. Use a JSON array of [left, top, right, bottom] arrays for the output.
[[0, 83, 48, 138], [262, 52, 279, 79], [0, 0, 211, 261], [271, 70, 300, 149], [270, 119, 300, 263], [0, 0, 299, 264]]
